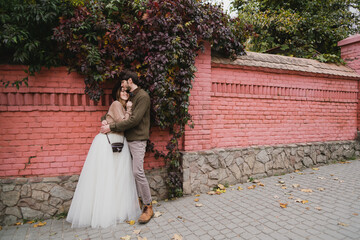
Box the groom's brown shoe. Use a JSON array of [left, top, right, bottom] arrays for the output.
[[138, 205, 154, 224]]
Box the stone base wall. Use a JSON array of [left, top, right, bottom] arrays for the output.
[[0, 168, 167, 225], [182, 140, 360, 194]]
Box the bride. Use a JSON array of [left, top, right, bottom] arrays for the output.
[[66, 86, 141, 228]]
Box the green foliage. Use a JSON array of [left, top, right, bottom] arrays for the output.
[[0, 0, 76, 71], [232, 0, 360, 63]]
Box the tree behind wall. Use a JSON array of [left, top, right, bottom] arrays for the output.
[[232, 0, 360, 62]]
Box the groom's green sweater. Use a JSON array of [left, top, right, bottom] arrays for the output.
[[109, 88, 150, 141]]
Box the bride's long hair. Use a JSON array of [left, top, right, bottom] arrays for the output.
[[116, 87, 128, 108]]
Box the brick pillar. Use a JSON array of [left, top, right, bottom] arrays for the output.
[[184, 42, 212, 151], [338, 34, 360, 132]]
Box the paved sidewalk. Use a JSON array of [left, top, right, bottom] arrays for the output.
[[1, 160, 360, 240]]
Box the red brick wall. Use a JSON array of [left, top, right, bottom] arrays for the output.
[[1, 37, 360, 178], [338, 34, 360, 131], [0, 66, 168, 178], [339, 34, 360, 75], [210, 67, 357, 148], [184, 41, 359, 151]]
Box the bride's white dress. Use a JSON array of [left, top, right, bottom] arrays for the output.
[[66, 132, 141, 228]]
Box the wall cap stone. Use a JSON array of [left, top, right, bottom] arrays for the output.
[[338, 34, 360, 47]]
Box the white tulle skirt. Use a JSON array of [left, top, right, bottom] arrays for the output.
[[66, 133, 141, 228]]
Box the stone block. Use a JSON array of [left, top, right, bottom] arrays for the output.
[[15, 178, 28, 185], [32, 183, 55, 192], [182, 182, 192, 195], [207, 155, 220, 169], [20, 184, 32, 198], [21, 207, 44, 220], [49, 197, 63, 207], [302, 157, 313, 167], [252, 161, 265, 175], [5, 206, 22, 218], [3, 215, 17, 225], [2, 184, 16, 192], [256, 150, 270, 163], [50, 186, 73, 201], [43, 177, 62, 183], [32, 190, 50, 201], [1, 191, 20, 207]]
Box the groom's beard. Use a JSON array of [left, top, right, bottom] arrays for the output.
[[125, 86, 131, 93]]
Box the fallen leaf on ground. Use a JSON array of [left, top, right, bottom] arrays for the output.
[[330, 174, 334, 176], [295, 198, 303, 203], [172, 233, 183, 240], [33, 222, 47, 228], [301, 189, 313, 193], [353, 213, 358, 216], [177, 216, 183, 219], [315, 207, 322, 211], [133, 230, 141, 235], [194, 198, 199, 202], [137, 237, 147, 240], [194, 194, 200, 197], [247, 185, 256, 189], [312, 168, 319, 170], [317, 177, 326, 179], [281, 186, 287, 189], [288, 196, 294, 199], [306, 207, 310, 210], [0, 226, 2, 231], [338, 222, 349, 227], [15, 222, 22, 226], [297, 172, 305, 175], [218, 184, 225, 190], [195, 203, 203, 207], [301, 200, 309, 204], [278, 180, 285, 184], [151, 200, 158, 204], [295, 170, 300, 172], [333, 177, 339, 180], [49, 232, 57, 236], [274, 195, 279, 199], [121, 235, 131, 240], [292, 184, 300, 188], [154, 212, 162, 218], [257, 183, 265, 187], [126, 220, 135, 225], [164, 199, 168, 202], [207, 191, 216, 195], [280, 203, 288, 208], [253, 179, 260, 183], [317, 187, 325, 191]]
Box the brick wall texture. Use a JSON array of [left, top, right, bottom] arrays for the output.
[[1, 37, 360, 178]]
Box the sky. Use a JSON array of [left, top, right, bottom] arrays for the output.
[[209, 0, 237, 17]]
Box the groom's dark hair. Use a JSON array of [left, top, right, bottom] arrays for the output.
[[122, 70, 139, 85]]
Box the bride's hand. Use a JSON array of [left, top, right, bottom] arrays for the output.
[[100, 124, 111, 134], [101, 120, 108, 126], [126, 101, 133, 109]]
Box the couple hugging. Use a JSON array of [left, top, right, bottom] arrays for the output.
[[66, 71, 154, 228]]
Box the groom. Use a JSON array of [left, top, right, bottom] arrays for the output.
[[100, 71, 153, 224]]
